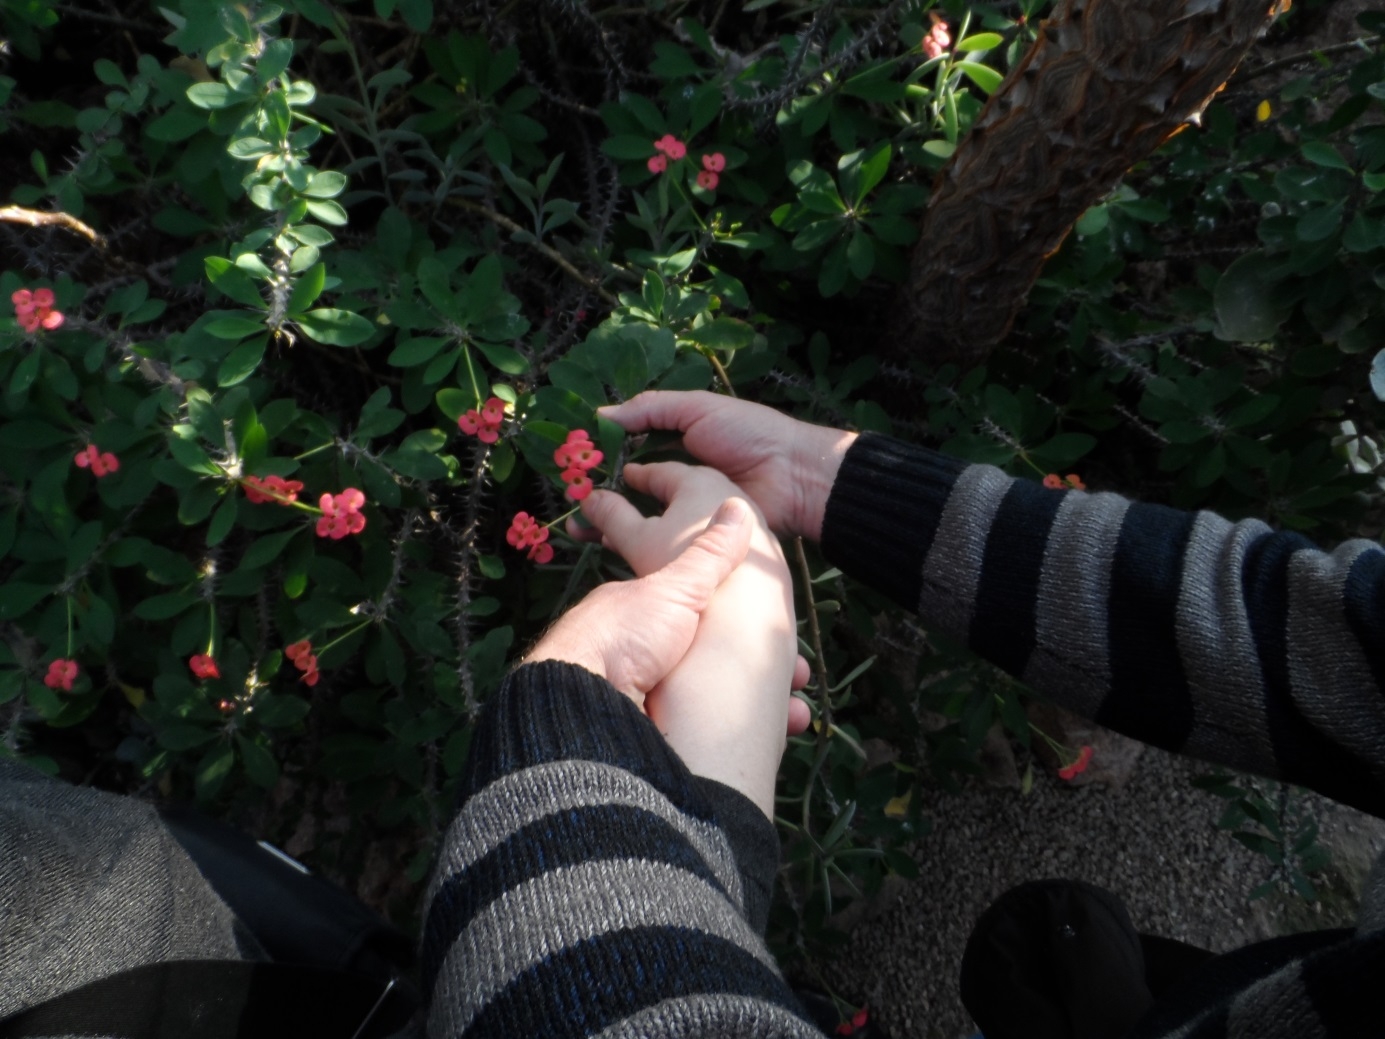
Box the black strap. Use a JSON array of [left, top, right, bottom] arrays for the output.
[[0, 961, 402, 1039]]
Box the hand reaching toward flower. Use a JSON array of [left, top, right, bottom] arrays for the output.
[[598, 391, 856, 541]]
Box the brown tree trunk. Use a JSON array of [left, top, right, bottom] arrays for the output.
[[890, 0, 1284, 367]]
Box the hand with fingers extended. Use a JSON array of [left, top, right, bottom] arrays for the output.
[[572, 461, 809, 818], [598, 390, 857, 541]]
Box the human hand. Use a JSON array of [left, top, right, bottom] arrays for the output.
[[579, 462, 805, 817], [598, 390, 857, 541], [524, 497, 752, 701]]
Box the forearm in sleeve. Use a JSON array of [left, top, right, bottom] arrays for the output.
[[821, 433, 1385, 817], [420, 661, 821, 1039]]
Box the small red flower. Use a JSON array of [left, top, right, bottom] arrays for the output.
[[458, 396, 506, 444], [696, 170, 720, 191], [562, 468, 593, 500], [506, 511, 555, 563], [316, 488, 367, 540], [284, 640, 321, 686], [74, 444, 120, 478], [701, 152, 726, 173], [653, 134, 686, 160], [189, 654, 221, 681], [1044, 473, 1086, 491], [1058, 745, 1094, 781], [835, 1006, 870, 1036], [43, 658, 79, 692], [12, 287, 64, 333], [243, 474, 304, 505], [646, 153, 668, 174]]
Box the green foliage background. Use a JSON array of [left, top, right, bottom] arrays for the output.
[[1, 0, 1382, 948]]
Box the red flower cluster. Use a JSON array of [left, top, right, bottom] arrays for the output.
[[921, 17, 951, 59], [836, 1006, 870, 1036], [12, 287, 64, 333], [243, 474, 304, 505], [507, 511, 554, 564], [1043, 473, 1087, 491], [648, 134, 687, 173], [43, 658, 78, 692], [316, 488, 367, 540], [697, 152, 726, 191], [458, 396, 506, 444], [285, 639, 320, 686], [554, 429, 603, 501], [74, 444, 120, 477], [189, 654, 221, 681], [1058, 745, 1094, 781]]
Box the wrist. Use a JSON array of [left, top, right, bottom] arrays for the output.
[[797, 428, 858, 541]]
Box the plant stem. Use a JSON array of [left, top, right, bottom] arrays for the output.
[[705, 350, 737, 398], [793, 537, 833, 728]]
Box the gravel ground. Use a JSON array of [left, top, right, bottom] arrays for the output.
[[811, 744, 1385, 1039]]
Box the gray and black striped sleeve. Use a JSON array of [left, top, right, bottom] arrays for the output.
[[421, 660, 822, 1039], [821, 434, 1385, 818]]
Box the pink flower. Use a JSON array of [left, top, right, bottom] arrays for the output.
[[458, 396, 506, 444], [285, 639, 320, 686], [1058, 745, 1094, 781], [921, 18, 951, 60], [1044, 473, 1087, 491], [653, 134, 686, 160], [316, 488, 367, 540], [696, 170, 720, 191], [701, 152, 726, 173], [12, 287, 64, 333], [189, 654, 221, 681], [243, 474, 304, 505], [74, 444, 120, 477], [43, 659, 79, 692], [506, 511, 554, 563], [554, 429, 603, 501], [647, 153, 668, 174]]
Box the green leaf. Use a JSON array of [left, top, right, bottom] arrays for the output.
[[1300, 141, 1352, 171], [1371, 349, 1385, 402], [304, 199, 348, 226], [0, 581, 50, 620], [218, 335, 268, 387], [958, 61, 1003, 94], [159, 723, 218, 751], [303, 171, 348, 199], [286, 262, 327, 314], [135, 591, 198, 620], [602, 134, 655, 161], [255, 693, 311, 728], [205, 257, 266, 308], [685, 317, 756, 351], [206, 315, 267, 340], [196, 743, 236, 800], [1296, 199, 1345, 242], [957, 32, 1004, 52], [296, 308, 375, 346], [237, 735, 281, 788], [1214, 253, 1284, 343], [186, 82, 239, 110], [474, 340, 530, 374]]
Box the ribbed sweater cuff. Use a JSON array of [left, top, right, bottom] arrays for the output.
[[694, 777, 780, 934], [821, 433, 967, 610]]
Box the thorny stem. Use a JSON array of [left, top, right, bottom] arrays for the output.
[[0, 205, 105, 246], [450, 197, 619, 305], [705, 351, 736, 398]]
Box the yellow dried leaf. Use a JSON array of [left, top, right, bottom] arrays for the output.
[[884, 790, 912, 819], [1256, 99, 1272, 122]]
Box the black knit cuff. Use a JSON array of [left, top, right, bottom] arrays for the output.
[[694, 777, 781, 935], [462, 660, 712, 819], [821, 433, 967, 610]]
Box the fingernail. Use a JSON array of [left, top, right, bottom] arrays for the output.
[[712, 498, 746, 528]]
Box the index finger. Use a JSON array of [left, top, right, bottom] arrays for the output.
[[598, 390, 722, 434]]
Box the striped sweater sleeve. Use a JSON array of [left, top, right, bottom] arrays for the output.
[[421, 660, 822, 1039], [821, 433, 1385, 818]]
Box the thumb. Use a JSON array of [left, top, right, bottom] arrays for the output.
[[643, 497, 751, 613]]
